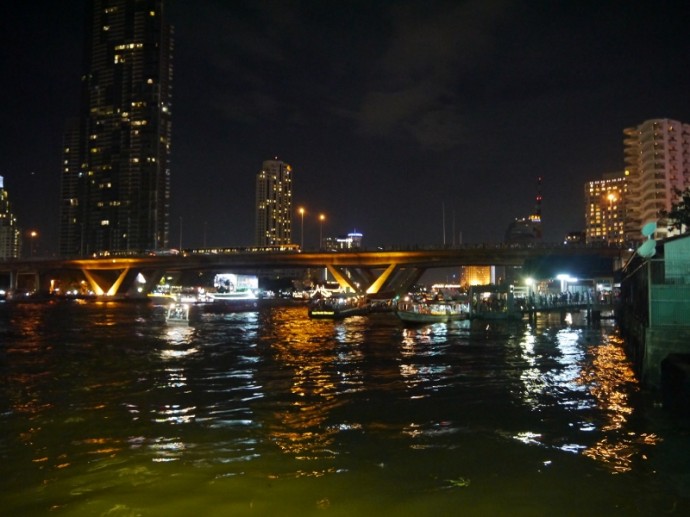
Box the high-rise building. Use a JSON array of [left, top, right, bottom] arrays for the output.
[[623, 119, 690, 243], [0, 176, 21, 259], [255, 159, 293, 246], [584, 171, 627, 245], [59, 0, 173, 257]]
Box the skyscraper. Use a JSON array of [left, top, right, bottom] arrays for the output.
[[584, 171, 627, 246], [623, 118, 690, 243], [59, 0, 173, 257], [0, 176, 21, 259], [255, 158, 293, 247]]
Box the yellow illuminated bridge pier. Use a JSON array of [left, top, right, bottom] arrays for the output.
[[0, 244, 628, 299]]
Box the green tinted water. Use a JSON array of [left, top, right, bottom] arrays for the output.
[[0, 301, 688, 516]]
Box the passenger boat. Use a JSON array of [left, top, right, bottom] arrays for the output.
[[166, 303, 191, 325], [204, 289, 259, 313], [395, 300, 469, 324], [308, 295, 370, 319]]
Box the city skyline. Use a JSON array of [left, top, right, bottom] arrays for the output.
[[2, 1, 690, 255]]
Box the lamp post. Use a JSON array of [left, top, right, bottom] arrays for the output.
[[29, 230, 38, 258], [179, 216, 183, 250], [319, 213, 325, 249], [298, 207, 305, 250]]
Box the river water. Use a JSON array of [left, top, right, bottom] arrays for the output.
[[1, 300, 689, 516]]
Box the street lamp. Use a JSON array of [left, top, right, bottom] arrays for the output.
[[319, 213, 325, 249], [29, 230, 38, 258], [298, 207, 305, 250]]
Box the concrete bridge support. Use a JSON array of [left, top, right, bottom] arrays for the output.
[[81, 267, 142, 296], [326, 263, 427, 295]]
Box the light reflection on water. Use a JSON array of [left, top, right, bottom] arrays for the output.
[[0, 302, 689, 515]]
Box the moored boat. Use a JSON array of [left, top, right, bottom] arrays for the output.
[[395, 300, 469, 324], [308, 294, 370, 319]]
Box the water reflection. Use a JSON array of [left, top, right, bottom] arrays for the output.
[[577, 332, 659, 473], [259, 307, 358, 467], [1, 302, 687, 515], [512, 317, 657, 474], [399, 324, 455, 398]]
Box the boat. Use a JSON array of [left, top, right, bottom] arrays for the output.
[[308, 294, 370, 319], [166, 303, 190, 325], [395, 300, 469, 324], [204, 289, 259, 313], [468, 284, 524, 321]]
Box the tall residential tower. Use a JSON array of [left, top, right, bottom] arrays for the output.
[[59, 0, 173, 256], [0, 176, 21, 259], [623, 119, 690, 243], [255, 158, 293, 247]]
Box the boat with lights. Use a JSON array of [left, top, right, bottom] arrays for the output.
[[395, 299, 469, 324], [308, 294, 370, 319], [166, 303, 191, 325], [204, 289, 259, 313]]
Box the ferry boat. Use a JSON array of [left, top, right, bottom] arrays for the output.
[[166, 303, 191, 325], [395, 300, 469, 324], [204, 289, 259, 313]]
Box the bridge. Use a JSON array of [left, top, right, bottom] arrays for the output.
[[0, 243, 629, 298]]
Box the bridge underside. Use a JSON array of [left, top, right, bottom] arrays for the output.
[[33, 262, 429, 298], [327, 264, 426, 296], [41, 267, 167, 298], [75, 264, 428, 298]]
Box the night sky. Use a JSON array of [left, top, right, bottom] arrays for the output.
[[2, 0, 690, 255]]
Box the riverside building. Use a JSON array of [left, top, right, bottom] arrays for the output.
[[255, 158, 293, 247], [59, 0, 173, 257], [623, 118, 690, 243]]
